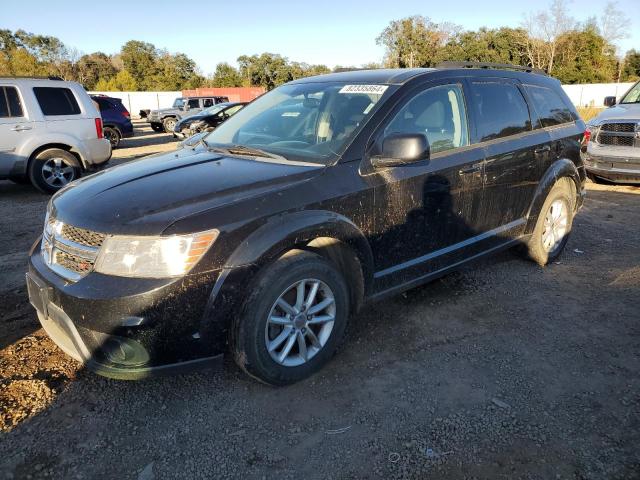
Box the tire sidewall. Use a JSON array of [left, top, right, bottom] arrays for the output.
[[104, 127, 120, 148], [534, 181, 574, 263], [28, 149, 80, 194], [236, 253, 349, 385], [163, 118, 177, 133]]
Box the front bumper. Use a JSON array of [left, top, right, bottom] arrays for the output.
[[26, 241, 224, 380], [583, 144, 640, 183]]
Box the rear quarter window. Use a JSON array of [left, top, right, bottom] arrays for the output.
[[471, 82, 532, 142], [0, 86, 24, 118], [33, 87, 81, 116], [525, 85, 575, 127]]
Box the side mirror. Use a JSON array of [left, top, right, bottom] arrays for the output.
[[371, 133, 430, 168], [604, 96, 617, 107]]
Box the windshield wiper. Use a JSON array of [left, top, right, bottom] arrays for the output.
[[206, 143, 283, 160]]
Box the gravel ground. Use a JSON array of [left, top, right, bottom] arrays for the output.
[[0, 128, 638, 479]]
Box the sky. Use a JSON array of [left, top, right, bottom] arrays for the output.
[[2, 0, 638, 75]]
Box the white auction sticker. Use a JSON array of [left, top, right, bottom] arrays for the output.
[[339, 84, 388, 95]]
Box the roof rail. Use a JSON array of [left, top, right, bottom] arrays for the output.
[[436, 61, 547, 75], [0, 75, 64, 80]]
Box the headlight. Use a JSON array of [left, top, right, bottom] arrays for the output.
[[93, 229, 219, 278]]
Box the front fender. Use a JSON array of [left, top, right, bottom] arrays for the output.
[[524, 158, 584, 235], [225, 210, 373, 279]]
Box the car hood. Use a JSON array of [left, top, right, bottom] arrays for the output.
[[51, 148, 325, 235], [590, 103, 640, 124]]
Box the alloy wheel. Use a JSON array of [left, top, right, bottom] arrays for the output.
[[42, 158, 75, 188], [264, 279, 336, 367], [542, 199, 569, 252]]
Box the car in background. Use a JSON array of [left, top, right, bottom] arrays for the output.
[[147, 96, 230, 133], [582, 80, 640, 184], [27, 64, 586, 384], [173, 102, 247, 138], [91, 95, 133, 149], [0, 76, 111, 193]]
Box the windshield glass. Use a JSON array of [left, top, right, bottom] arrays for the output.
[[203, 82, 389, 163], [173, 98, 185, 108], [620, 82, 640, 104], [200, 104, 228, 116]]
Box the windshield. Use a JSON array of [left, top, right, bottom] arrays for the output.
[[200, 104, 228, 116], [172, 98, 185, 108], [620, 82, 640, 104], [203, 82, 390, 163]]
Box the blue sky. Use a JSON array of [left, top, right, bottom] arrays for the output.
[[2, 0, 638, 75]]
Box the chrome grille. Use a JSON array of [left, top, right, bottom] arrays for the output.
[[42, 217, 103, 281], [60, 224, 106, 248], [596, 122, 639, 147]]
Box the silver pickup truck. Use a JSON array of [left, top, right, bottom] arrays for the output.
[[147, 95, 229, 133], [583, 80, 640, 184]]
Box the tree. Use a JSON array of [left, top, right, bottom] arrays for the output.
[[120, 40, 158, 90], [376, 16, 459, 68], [211, 62, 243, 87], [76, 52, 117, 90], [95, 70, 137, 91], [441, 27, 529, 66], [521, 0, 576, 73], [599, 1, 630, 47], [622, 50, 640, 81], [237, 53, 293, 89], [552, 26, 617, 83]]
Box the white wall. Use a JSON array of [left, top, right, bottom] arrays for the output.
[[89, 91, 181, 117], [561, 83, 634, 107], [91, 82, 637, 115]]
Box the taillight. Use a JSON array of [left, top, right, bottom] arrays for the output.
[[582, 128, 591, 146], [121, 110, 130, 118], [95, 118, 104, 139]]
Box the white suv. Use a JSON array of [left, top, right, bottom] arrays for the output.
[[0, 76, 111, 193]]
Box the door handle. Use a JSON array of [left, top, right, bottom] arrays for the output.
[[11, 125, 32, 131], [458, 163, 482, 175], [534, 145, 551, 155]]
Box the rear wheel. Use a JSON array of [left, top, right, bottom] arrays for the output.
[[525, 179, 574, 266], [150, 123, 164, 133], [231, 250, 349, 385], [103, 127, 121, 148], [28, 148, 81, 194]]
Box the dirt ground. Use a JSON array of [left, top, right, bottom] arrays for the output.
[[0, 124, 638, 479]]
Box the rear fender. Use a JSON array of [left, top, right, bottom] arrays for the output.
[[524, 158, 583, 235]]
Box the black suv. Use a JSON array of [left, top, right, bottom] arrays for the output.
[[26, 64, 586, 385]]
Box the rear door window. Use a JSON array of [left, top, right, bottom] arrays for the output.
[[525, 85, 575, 127], [0, 86, 24, 118], [188, 99, 200, 109], [203, 98, 214, 107], [33, 87, 81, 115], [471, 82, 532, 142]]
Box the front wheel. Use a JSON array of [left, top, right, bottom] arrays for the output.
[[231, 250, 349, 385], [525, 179, 574, 266], [163, 117, 177, 134]]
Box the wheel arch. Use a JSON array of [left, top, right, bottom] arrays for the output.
[[524, 158, 582, 235], [27, 143, 83, 171]]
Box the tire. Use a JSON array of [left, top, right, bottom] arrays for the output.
[[103, 127, 121, 149], [150, 123, 164, 133], [28, 148, 81, 194], [231, 249, 349, 386], [525, 178, 575, 266], [162, 117, 177, 134]]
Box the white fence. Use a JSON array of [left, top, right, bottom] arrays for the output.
[[89, 91, 181, 117], [91, 82, 637, 116]]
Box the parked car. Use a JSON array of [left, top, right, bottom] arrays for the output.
[[0, 76, 111, 193], [173, 102, 247, 138], [147, 96, 230, 133], [27, 64, 586, 384], [91, 95, 134, 148], [582, 80, 640, 184]]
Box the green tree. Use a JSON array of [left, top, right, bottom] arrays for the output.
[[622, 49, 640, 81], [120, 40, 158, 89], [76, 52, 117, 90], [95, 70, 137, 91], [237, 53, 292, 89], [552, 27, 617, 83], [211, 62, 243, 87]]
